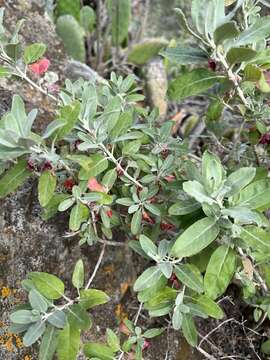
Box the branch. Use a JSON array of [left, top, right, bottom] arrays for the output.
[[99, 144, 143, 188]]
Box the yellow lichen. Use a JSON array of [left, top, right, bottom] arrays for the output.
[[23, 355, 32, 360], [1, 286, 11, 298]]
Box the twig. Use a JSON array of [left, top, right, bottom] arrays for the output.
[[99, 143, 143, 188], [85, 243, 106, 289], [199, 318, 235, 347], [196, 346, 217, 360], [134, 302, 143, 325], [14, 65, 57, 101]]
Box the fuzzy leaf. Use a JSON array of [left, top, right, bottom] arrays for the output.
[[204, 245, 237, 299], [168, 68, 224, 101], [170, 217, 220, 258]]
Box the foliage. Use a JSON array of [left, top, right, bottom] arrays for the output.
[[0, 1, 270, 358]]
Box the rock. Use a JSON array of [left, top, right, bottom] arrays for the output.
[[64, 60, 106, 83], [144, 57, 168, 120]]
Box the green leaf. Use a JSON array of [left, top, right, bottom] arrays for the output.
[[128, 38, 168, 65], [231, 179, 270, 210], [57, 323, 81, 360], [144, 203, 161, 217], [181, 314, 198, 347], [107, 0, 131, 46], [39, 325, 58, 360], [106, 329, 120, 352], [80, 6, 96, 33], [168, 69, 224, 101], [221, 207, 262, 226], [195, 295, 224, 319], [38, 170, 57, 207], [23, 321, 46, 347], [134, 266, 163, 292], [202, 151, 225, 193], [29, 272, 65, 300], [226, 47, 257, 65], [102, 169, 117, 190], [110, 110, 133, 140], [240, 226, 270, 253], [261, 339, 270, 355], [170, 217, 220, 258], [244, 64, 261, 81], [0, 66, 11, 77], [69, 202, 89, 231], [0, 160, 31, 198], [56, 15, 85, 62], [29, 289, 48, 313], [206, 99, 224, 122], [160, 47, 208, 65], [67, 304, 91, 330], [204, 245, 237, 299], [84, 343, 115, 360], [139, 234, 158, 258], [172, 308, 183, 330], [174, 264, 204, 293], [42, 120, 66, 139], [42, 194, 70, 220], [79, 289, 110, 309], [225, 167, 256, 197], [235, 17, 270, 46], [213, 21, 239, 44], [143, 328, 164, 338], [122, 140, 141, 155], [47, 310, 67, 329], [56, 101, 81, 139], [183, 181, 216, 205], [55, 0, 81, 20], [23, 43, 46, 64], [79, 154, 108, 180], [10, 310, 33, 324], [131, 209, 142, 235], [169, 199, 200, 216], [72, 259, 84, 289]]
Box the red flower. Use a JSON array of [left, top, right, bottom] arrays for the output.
[[160, 222, 175, 231], [88, 177, 106, 192], [27, 160, 36, 171], [142, 340, 151, 351], [208, 59, 217, 72], [29, 58, 50, 75], [142, 211, 155, 225], [63, 178, 75, 191], [259, 133, 270, 145], [106, 209, 113, 218], [41, 161, 53, 171]]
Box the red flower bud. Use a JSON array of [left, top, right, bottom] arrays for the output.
[[29, 58, 50, 75], [164, 175, 175, 182], [169, 273, 180, 289], [259, 133, 270, 145], [106, 209, 113, 218], [160, 222, 175, 231], [143, 340, 151, 351], [208, 59, 217, 72], [142, 211, 155, 225], [74, 140, 82, 150], [63, 178, 75, 191]]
